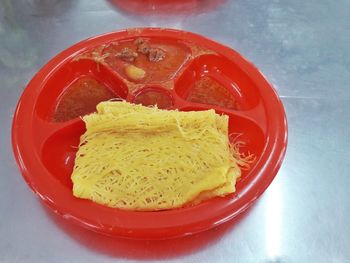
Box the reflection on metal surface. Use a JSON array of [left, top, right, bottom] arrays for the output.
[[265, 180, 282, 259]]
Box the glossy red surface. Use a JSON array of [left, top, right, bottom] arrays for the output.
[[108, 0, 224, 16], [12, 28, 287, 239]]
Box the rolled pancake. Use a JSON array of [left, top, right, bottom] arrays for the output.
[[71, 101, 240, 211]]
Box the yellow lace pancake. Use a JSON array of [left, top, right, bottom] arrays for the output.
[[71, 101, 240, 211]]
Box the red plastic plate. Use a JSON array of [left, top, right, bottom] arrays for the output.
[[12, 28, 287, 239]]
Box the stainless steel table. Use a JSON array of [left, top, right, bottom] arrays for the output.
[[1, 0, 350, 262]]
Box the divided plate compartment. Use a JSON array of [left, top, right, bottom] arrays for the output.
[[12, 28, 287, 239]]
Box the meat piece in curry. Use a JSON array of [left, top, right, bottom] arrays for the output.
[[135, 38, 151, 55], [116, 47, 138, 62], [148, 48, 166, 62]]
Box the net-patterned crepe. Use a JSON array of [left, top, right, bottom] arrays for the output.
[[71, 101, 240, 211]]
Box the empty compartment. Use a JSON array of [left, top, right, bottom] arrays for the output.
[[41, 120, 85, 189], [36, 59, 128, 122], [175, 54, 260, 110]]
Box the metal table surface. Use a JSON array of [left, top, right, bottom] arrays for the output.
[[1, 0, 350, 262]]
